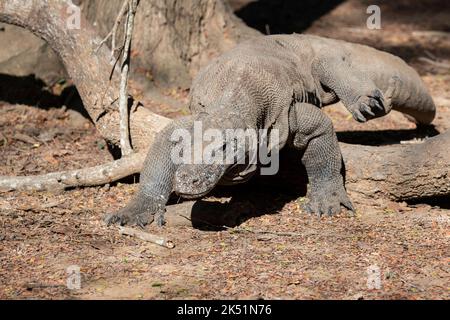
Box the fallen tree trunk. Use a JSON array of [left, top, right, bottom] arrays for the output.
[[342, 132, 450, 201], [1, 134, 449, 202]]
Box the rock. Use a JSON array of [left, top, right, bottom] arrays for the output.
[[0, 24, 65, 84], [66, 109, 90, 129]]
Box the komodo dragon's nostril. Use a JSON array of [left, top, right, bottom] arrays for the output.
[[192, 178, 200, 184]]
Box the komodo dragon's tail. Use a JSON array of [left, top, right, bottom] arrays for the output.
[[347, 41, 437, 125], [381, 64, 436, 125]]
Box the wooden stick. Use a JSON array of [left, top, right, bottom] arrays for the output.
[[118, 226, 175, 249], [418, 57, 450, 70], [0, 152, 145, 192], [95, 0, 129, 55], [118, 0, 138, 156]]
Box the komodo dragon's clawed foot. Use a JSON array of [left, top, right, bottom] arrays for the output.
[[349, 89, 386, 123], [104, 199, 166, 227], [348, 76, 402, 123], [104, 210, 155, 228], [302, 182, 354, 217]]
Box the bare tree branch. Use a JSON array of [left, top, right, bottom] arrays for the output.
[[0, 153, 145, 192], [95, 0, 129, 57], [118, 0, 139, 156]]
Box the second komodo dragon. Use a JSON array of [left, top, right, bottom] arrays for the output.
[[106, 34, 436, 227]]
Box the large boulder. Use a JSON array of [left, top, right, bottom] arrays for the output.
[[0, 23, 65, 84]]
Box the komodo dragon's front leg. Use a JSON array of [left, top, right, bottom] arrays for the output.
[[290, 103, 354, 216], [104, 122, 182, 227], [313, 55, 399, 123]]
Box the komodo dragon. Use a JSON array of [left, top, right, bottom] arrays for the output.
[[105, 34, 436, 227]]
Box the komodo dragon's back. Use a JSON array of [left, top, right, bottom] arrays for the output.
[[191, 34, 436, 125], [189, 35, 320, 125]]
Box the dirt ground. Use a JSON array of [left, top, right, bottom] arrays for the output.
[[0, 0, 449, 299]]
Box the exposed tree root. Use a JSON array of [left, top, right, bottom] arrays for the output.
[[0, 153, 145, 192]]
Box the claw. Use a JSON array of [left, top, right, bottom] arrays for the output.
[[104, 214, 120, 226], [342, 200, 355, 212], [155, 211, 166, 227], [369, 99, 385, 113], [386, 76, 401, 100], [372, 89, 383, 100], [369, 89, 386, 111], [317, 206, 326, 218], [136, 217, 146, 229], [383, 76, 402, 113], [302, 203, 314, 215], [353, 110, 367, 123], [361, 103, 375, 117], [327, 207, 334, 217]]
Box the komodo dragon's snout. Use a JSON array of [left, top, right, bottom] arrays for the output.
[[174, 163, 227, 199]]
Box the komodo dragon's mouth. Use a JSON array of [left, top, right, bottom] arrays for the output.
[[174, 164, 228, 200], [175, 188, 214, 200]]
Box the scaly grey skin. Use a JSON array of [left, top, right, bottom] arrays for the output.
[[105, 34, 436, 227]]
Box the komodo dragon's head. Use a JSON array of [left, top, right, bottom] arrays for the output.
[[172, 111, 249, 199]]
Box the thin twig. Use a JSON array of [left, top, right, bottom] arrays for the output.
[[118, 0, 139, 156], [179, 214, 302, 237], [24, 283, 66, 290], [424, 50, 437, 61], [95, 0, 129, 55], [13, 133, 39, 145], [118, 226, 175, 249], [95, 0, 131, 126], [224, 226, 303, 237], [418, 57, 450, 70]]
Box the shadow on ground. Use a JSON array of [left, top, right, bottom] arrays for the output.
[[166, 149, 309, 230], [337, 126, 440, 145], [0, 73, 86, 117], [234, 0, 344, 34]]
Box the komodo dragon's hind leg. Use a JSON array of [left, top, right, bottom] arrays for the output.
[[290, 103, 354, 216], [313, 56, 400, 123]]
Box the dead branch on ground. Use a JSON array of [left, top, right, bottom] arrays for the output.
[[119, 226, 175, 249]]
